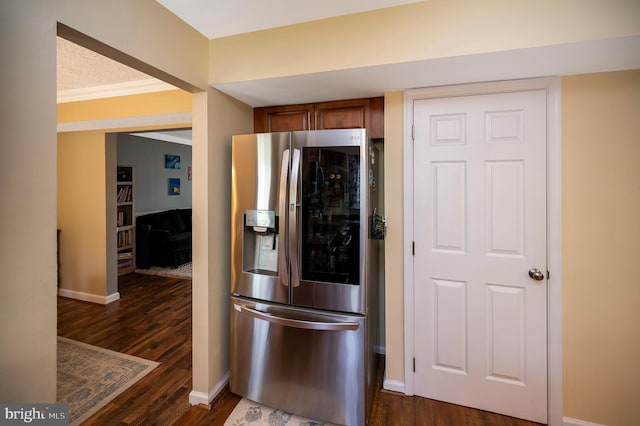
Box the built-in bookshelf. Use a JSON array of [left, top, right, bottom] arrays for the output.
[[117, 165, 135, 275]]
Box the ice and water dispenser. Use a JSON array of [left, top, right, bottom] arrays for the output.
[[242, 210, 279, 274]]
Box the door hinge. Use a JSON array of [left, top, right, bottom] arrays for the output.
[[413, 357, 416, 372], [412, 124, 415, 141], [412, 241, 415, 256], [547, 270, 550, 280]]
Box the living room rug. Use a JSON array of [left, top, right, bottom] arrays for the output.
[[135, 262, 192, 278], [57, 337, 160, 426], [224, 398, 336, 426]]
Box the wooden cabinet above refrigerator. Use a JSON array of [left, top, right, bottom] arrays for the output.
[[254, 97, 384, 139]]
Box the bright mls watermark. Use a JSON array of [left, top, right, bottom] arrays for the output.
[[0, 404, 68, 425]]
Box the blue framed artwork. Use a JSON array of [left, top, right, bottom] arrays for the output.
[[168, 178, 180, 195], [165, 154, 181, 169]]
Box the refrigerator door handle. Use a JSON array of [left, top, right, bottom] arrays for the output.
[[289, 148, 301, 288], [279, 149, 290, 288], [234, 303, 359, 331]]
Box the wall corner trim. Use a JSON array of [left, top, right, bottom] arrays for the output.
[[189, 371, 230, 406], [382, 379, 406, 395]]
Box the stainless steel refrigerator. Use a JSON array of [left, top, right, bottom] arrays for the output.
[[230, 129, 380, 426]]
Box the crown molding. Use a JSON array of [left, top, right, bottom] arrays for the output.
[[57, 79, 177, 103], [129, 131, 192, 145], [57, 112, 192, 133]]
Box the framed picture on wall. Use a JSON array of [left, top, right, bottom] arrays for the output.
[[168, 178, 180, 195], [165, 154, 181, 169]]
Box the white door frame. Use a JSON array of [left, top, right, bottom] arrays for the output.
[[402, 78, 562, 425]]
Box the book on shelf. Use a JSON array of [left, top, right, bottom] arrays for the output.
[[117, 229, 134, 248], [117, 186, 132, 203], [118, 260, 134, 270]]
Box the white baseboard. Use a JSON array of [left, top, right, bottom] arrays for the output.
[[188, 390, 211, 407], [383, 378, 405, 394], [58, 288, 120, 305], [563, 417, 607, 426], [189, 371, 230, 406], [105, 292, 120, 304]]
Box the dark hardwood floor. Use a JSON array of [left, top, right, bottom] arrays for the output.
[[58, 273, 194, 425], [58, 273, 543, 426]]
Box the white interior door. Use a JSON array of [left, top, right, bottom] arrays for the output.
[[412, 90, 548, 423]]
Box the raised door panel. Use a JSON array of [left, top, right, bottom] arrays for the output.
[[315, 99, 369, 132], [254, 104, 314, 133]]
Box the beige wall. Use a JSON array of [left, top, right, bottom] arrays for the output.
[[58, 89, 193, 123], [210, 0, 640, 84], [191, 88, 253, 397], [0, 0, 209, 402], [382, 91, 405, 383], [0, 0, 58, 403], [562, 70, 640, 425], [58, 131, 110, 298]]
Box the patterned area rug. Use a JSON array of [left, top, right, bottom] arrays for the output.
[[57, 337, 160, 425], [135, 262, 192, 278], [224, 398, 337, 426]]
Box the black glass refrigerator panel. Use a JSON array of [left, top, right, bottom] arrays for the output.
[[300, 146, 360, 285]]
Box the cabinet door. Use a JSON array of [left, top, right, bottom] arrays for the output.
[[315, 99, 369, 132], [254, 97, 384, 138], [254, 104, 314, 133], [369, 96, 384, 139]]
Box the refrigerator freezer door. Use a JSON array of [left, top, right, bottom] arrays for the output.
[[231, 133, 291, 304], [230, 296, 367, 426], [291, 129, 369, 314]]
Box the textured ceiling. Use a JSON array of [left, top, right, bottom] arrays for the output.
[[57, 37, 153, 91]]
